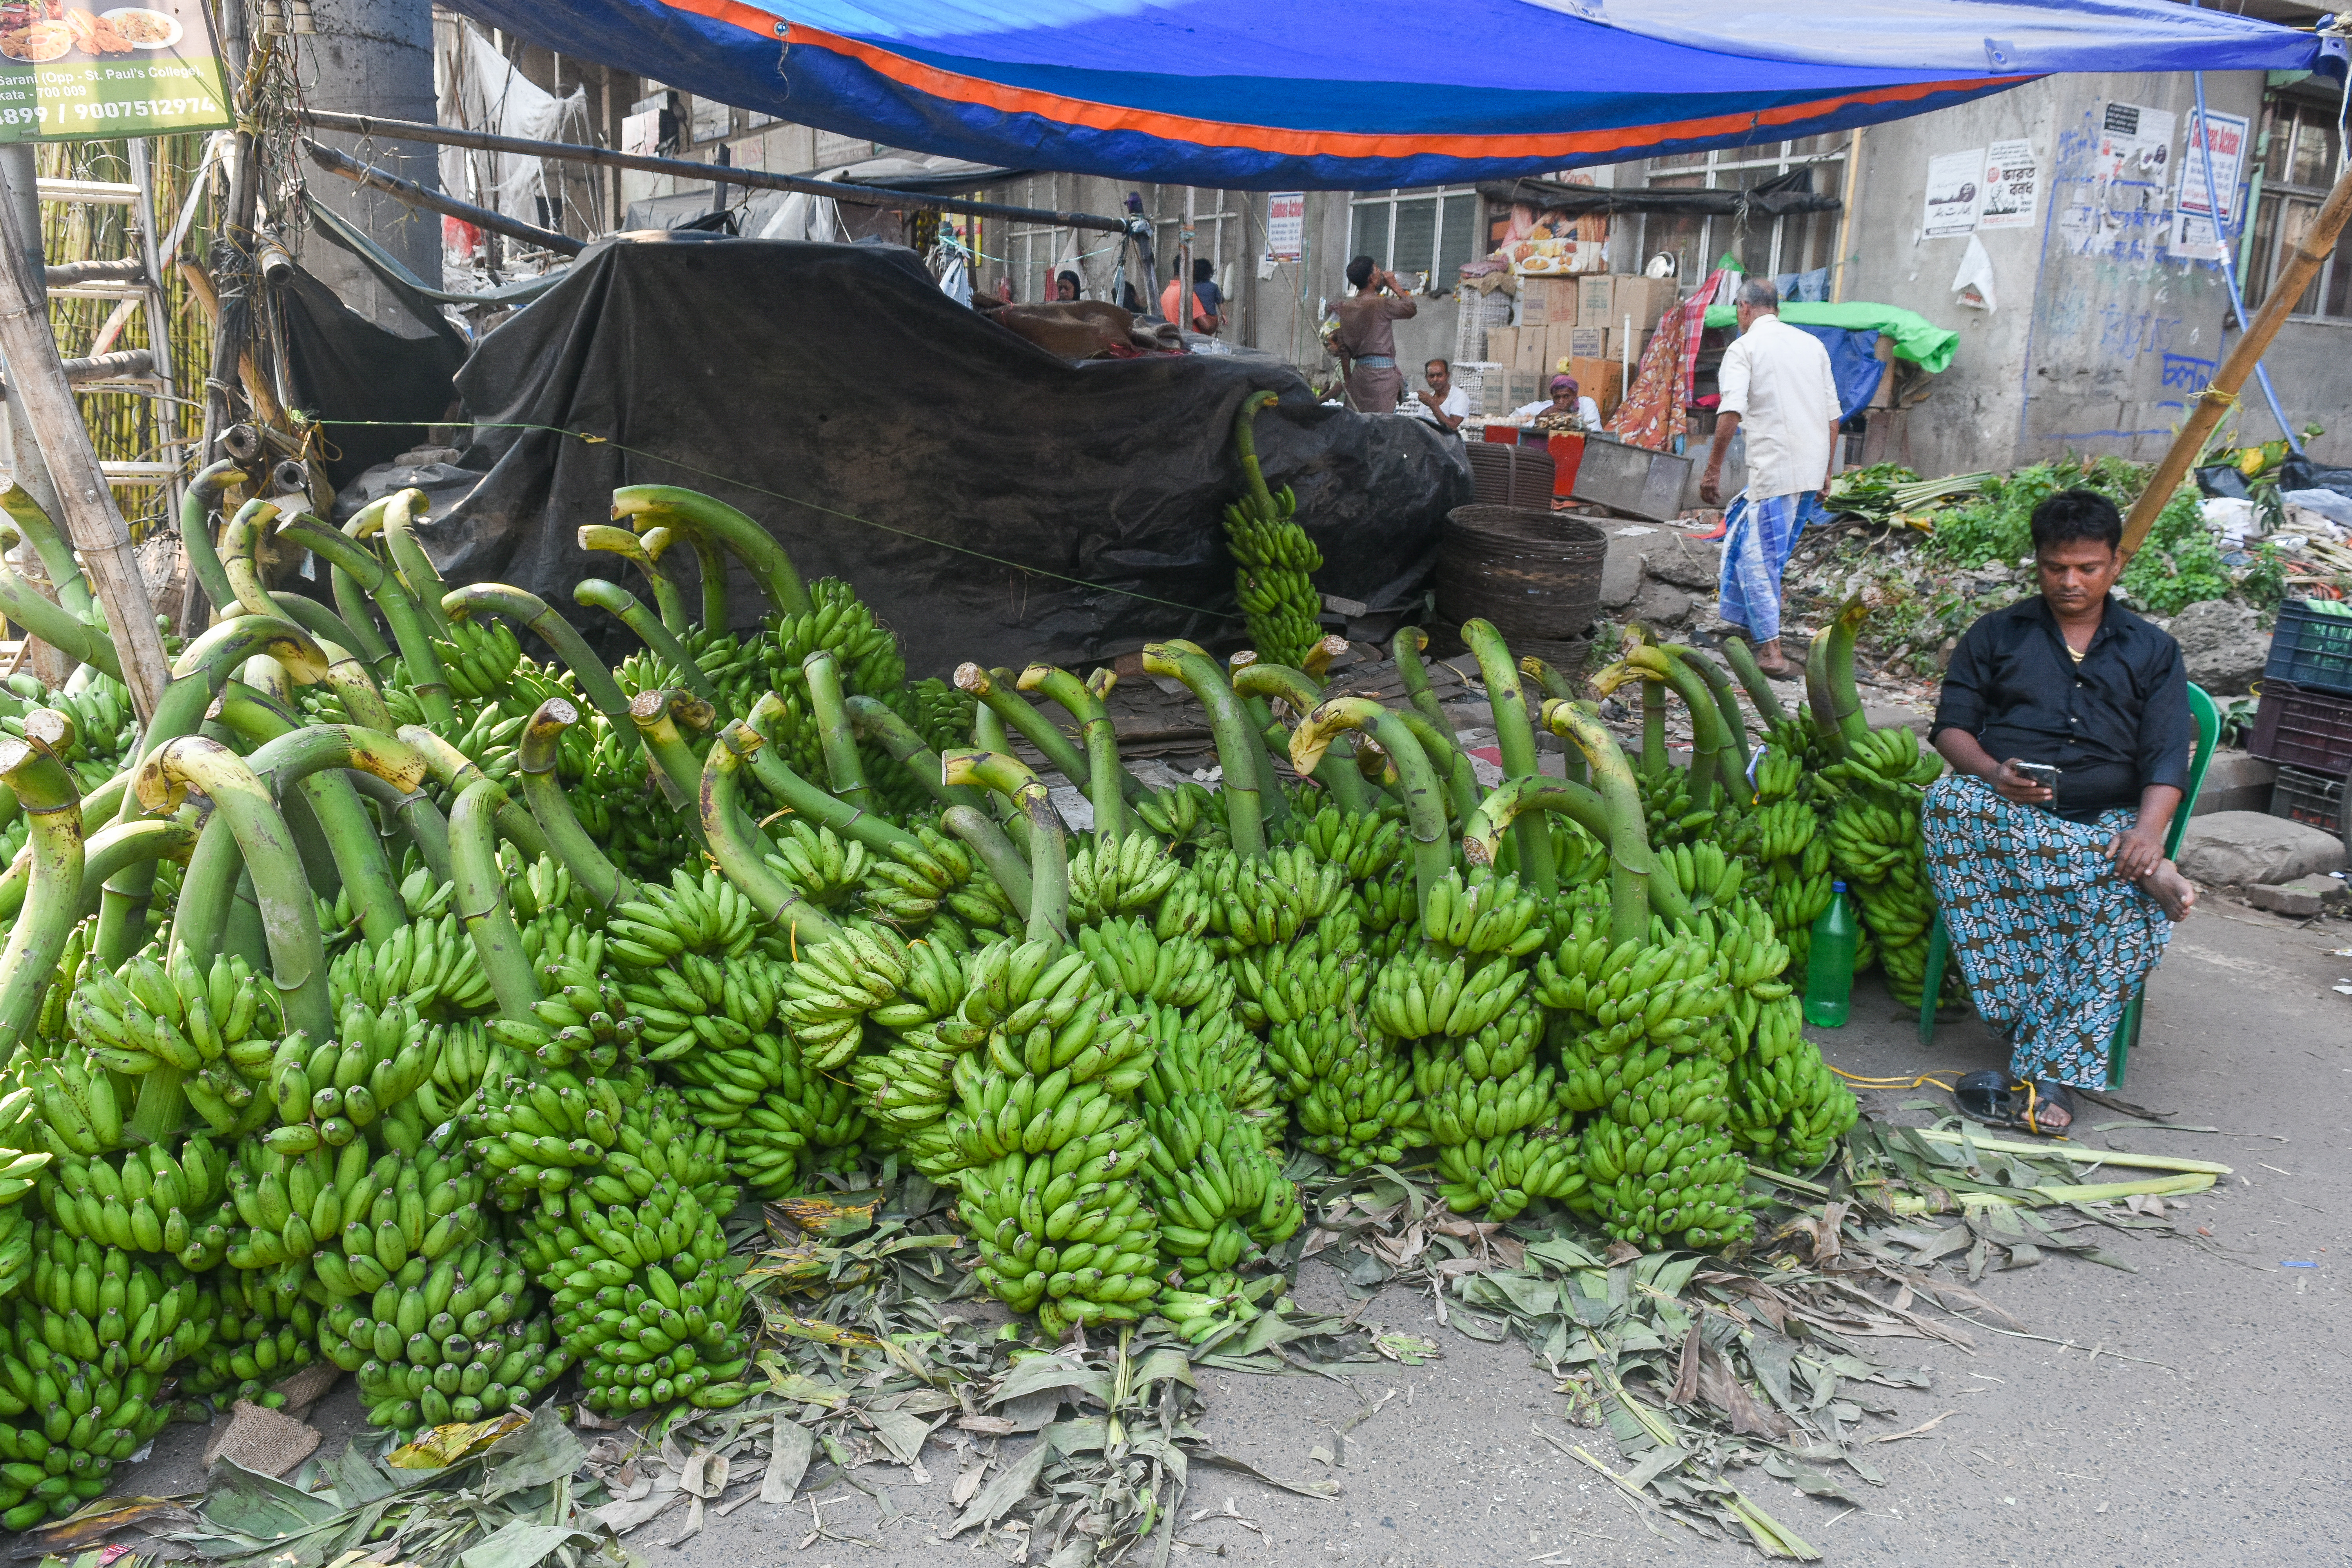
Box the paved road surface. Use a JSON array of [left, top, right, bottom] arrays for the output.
[[110, 900, 2349, 1568]]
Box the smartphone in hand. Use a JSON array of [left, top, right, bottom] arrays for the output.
[[2012, 761, 2059, 805]]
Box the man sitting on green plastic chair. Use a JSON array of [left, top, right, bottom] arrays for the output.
[[1920, 488, 2198, 1134]]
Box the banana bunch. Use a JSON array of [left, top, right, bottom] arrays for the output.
[[223, 1124, 487, 1291], [1292, 804, 1406, 883], [1193, 844, 1350, 948], [1740, 797, 1817, 864], [1827, 724, 1945, 791], [1131, 780, 1218, 849], [955, 1138, 1162, 1339], [65, 945, 284, 1093], [0, 1201, 28, 1301], [254, 1016, 439, 1160], [1143, 1090, 1300, 1286], [1676, 899, 1793, 1000], [666, 1027, 793, 1130], [605, 867, 760, 970], [502, 946, 644, 1079], [432, 617, 526, 704], [614, 951, 782, 1065], [1727, 994, 1856, 1170], [1767, 835, 1835, 970], [1263, 1009, 1418, 1172], [1751, 743, 1806, 804], [472, 1061, 666, 1210], [1578, 1115, 1753, 1249], [21, 1230, 211, 1376], [321, 862, 455, 943], [1068, 833, 1186, 924], [1658, 840, 1748, 913], [1434, 1129, 1583, 1223], [326, 913, 497, 1018], [1351, 862, 1418, 941], [1076, 917, 1223, 1009], [757, 579, 907, 701], [1223, 488, 1319, 573], [1370, 948, 1528, 1041], [1633, 761, 1717, 849], [1533, 900, 1728, 1060], [1153, 1275, 1287, 1346], [36, 1134, 220, 1258], [1417, 870, 1548, 958], [857, 825, 980, 927], [1822, 769, 1948, 1006], [177, 1265, 313, 1399], [777, 923, 916, 1069], [1231, 914, 1368, 1030], [1824, 788, 1922, 885], [1233, 569, 1323, 671], [765, 820, 869, 909], [1134, 997, 1283, 1144], [907, 675, 978, 754], [1412, 1000, 1552, 1141], [328, 1239, 559, 1436], [0, 1304, 179, 1525]]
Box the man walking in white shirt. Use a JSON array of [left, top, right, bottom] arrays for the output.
[[1699, 278, 1841, 679]]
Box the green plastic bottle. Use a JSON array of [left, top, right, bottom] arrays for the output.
[[1802, 880, 1857, 1028]]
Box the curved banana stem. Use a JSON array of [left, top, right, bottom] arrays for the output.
[[613, 484, 812, 618], [943, 748, 1067, 943], [325, 497, 399, 664], [0, 476, 95, 619], [138, 736, 330, 1036], [1460, 776, 1611, 870], [1824, 598, 1871, 747], [1541, 700, 1661, 946], [1462, 618, 1555, 892], [800, 649, 869, 809], [1292, 697, 1448, 918], [0, 737, 80, 1057], [171, 612, 329, 688], [1719, 635, 1790, 728], [579, 523, 687, 635], [1233, 388, 1279, 513], [0, 552, 120, 682], [955, 663, 1092, 799], [1597, 648, 1728, 813], [842, 695, 981, 812], [1392, 627, 1449, 729], [701, 722, 845, 946], [1143, 643, 1276, 855], [350, 771, 451, 885], [629, 687, 719, 833], [940, 803, 1033, 913], [1519, 654, 1578, 705], [1669, 644, 1752, 790], [966, 697, 1031, 850], [1230, 661, 1371, 814], [64, 818, 195, 921], [265, 591, 370, 669], [744, 692, 927, 859], [398, 724, 553, 863], [1018, 664, 1125, 840], [217, 497, 281, 619], [380, 489, 454, 636], [175, 459, 247, 620], [1392, 708, 1482, 830], [518, 698, 633, 911], [443, 583, 639, 754], [214, 689, 422, 945], [1803, 623, 1844, 758], [279, 512, 457, 728], [309, 637, 393, 732], [573, 578, 717, 702], [448, 779, 540, 1023]]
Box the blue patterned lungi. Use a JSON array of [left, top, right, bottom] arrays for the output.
[[1717, 490, 1818, 643], [1921, 776, 2174, 1088]]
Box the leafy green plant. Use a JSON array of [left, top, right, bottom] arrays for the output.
[[1927, 456, 2238, 616]]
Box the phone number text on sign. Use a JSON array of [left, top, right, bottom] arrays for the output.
[[0, 95, 219, 126]]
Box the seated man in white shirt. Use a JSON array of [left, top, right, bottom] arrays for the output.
[[1410, 358, 1472, 432], [1510, 374, 1602, 432]]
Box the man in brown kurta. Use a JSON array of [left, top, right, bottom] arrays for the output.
[[1334, 254, 1416, 414]]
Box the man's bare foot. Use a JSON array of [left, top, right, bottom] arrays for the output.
[[2137, 859, 2196, 922]]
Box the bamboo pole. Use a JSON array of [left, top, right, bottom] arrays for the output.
[[2121, 156, 2352, 560], [0, 173, 171, 720]]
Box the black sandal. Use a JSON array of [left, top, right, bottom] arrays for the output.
[[1954, 1070, 2075, 1136]]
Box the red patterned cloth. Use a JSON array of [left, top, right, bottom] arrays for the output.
[[1608, 267, 1732, 454]]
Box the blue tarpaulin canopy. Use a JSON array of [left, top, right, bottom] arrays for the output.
[[449, 0, 2338, 190]]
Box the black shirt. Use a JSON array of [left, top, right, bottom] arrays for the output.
[[1931, 593, 2190, 820]]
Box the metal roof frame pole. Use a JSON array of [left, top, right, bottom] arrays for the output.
[[2121, 156, 2352, 561], [0, 156, 174, 721]]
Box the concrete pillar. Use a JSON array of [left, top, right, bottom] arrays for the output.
[[293, 0, 441, 325]]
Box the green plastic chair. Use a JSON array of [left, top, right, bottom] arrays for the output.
[[1914, 682, 2220, 1089]]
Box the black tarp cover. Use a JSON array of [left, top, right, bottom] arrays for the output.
[[432, 236, 1467, 677], [276, 262, 468, 490]]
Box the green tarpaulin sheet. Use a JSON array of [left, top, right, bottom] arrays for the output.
[[1701, 301, 1959, 374]]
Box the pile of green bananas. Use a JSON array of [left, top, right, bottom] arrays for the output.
[[0, 1270, 181, 1526], [1728, 994, 1855, 1171], [1821, 725, 1951, 1008], [178, 1265, 309, 1402], [328, 1240, 561, 1437], [0, 674, 135, 795], [1223, 391, 1325, 668]]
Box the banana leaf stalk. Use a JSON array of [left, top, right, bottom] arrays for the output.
[[216, 497, 283, 619], [1392, 708, 1483, 831], [700, 722, 846, 946], [517, 699, 635, 912], [379, 489, 454, 636], [958, 664, 1134, 811], [350, 771, 452, 886], [573, 578, 717, 703], [1595, 648, 1729, 813], [1541, 700, 1664, 946], [1821, 599, 1872, 747], [1671, 645, 1752, 782], [1208, 655, 1296, 836], [800, 649, 870, 809], [613, 484, 813, 618], [1392, 627, 1449, 730], [277, 513, 458, 729], [399, 725, 554, 864], [447, 780, 540, 1023], [329, 494, 402, 666], [1142, 643, 1267, 856], [307, 638, 394, 732], [943, 748, 1067, 943], [1460, 774, 1688, 930], [745, 691, 937, 863], [1520, 655, 1579, 705], [1292, 696, 1448, 916], [1233, 388, 1281, 513], [842, 695, 982, 812], [0, 474, 96, 620], [628, 688, 719, 834], [964, 692, 1036, 855], [215, 689, 422, 945], [579, 523, 688, 635], [0, 546, 121, 682], [940, 802, 1033, 914], [263, 592, 370, 667], [1018, 663, 1126, 841], [443, 583, 642, 753], [1640, 671, 1668, 775], [60, 819, 194, 922], [137, 736, 332, 1036], [1461, 618, 1555, 891], [1718, 635, 1790, 728], [1230, 660, 1372, 814], [0, 735, 80, 1057]]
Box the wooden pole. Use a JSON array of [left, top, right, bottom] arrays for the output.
[[0, 178, 173, 720], [2122, 157, 2352, 560]]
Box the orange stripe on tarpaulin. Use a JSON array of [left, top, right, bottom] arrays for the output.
[[656, 0, 2027, 161]]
